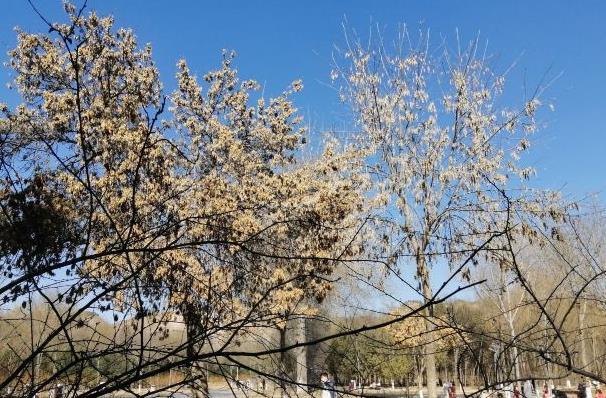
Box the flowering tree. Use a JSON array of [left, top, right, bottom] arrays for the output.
[[3, 5, 595, 398], [171, 54, 367, 396], [0, 4, 366, 397], [333, 27, 557, 398]]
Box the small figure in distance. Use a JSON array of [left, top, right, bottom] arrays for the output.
[[448, 382, 457, 398], [320, 372, 336, 398]]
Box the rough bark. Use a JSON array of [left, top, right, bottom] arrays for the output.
[[184, 306, 209, 398], [294, 317, 308, 395]]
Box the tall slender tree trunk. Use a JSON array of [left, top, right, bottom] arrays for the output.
[[579, 300, 589, 372], [507, 321, 521, 381], [418, 255, 437, 398], [184, 306, 209, 398], [279, 326, 289, 397], [578, 300, 592, 398], [453, 348, 459, 388], [503, 271, 521, 382]]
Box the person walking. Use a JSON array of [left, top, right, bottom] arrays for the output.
[[321, 372, 336, 398], [524, 380, 534, 398], [54, 383, 64, 398], [578, 382, 587, 398], [448, 383, 457, 398], [542, 383, 550, 398], [443, 381, 451, 398]]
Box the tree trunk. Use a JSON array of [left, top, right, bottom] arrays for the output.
[[423, 317, 437, 398], [579, 300, 589, 372], [416, 354, 424, 397], [509, 338, 521, 381], [504, 281, 521, 382], [578, 300, 592, 398], [184, 306, 209, 398], [407, 372, 411, 398], [294, 317, 308, 395], [418, 255, 437, 398], [418, 370, 424, 395], [463, 358, 467, 387], [453, 348, 459, 388], [279, 326, 289, 397]]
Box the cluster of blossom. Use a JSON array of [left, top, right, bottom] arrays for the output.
[[0, 8, 367, 340]]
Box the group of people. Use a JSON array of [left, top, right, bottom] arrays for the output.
[[320, 374, 606, 398], [2, 383, 64, 398], [512, 380, 605, 398], [511, 380, 554, 398], [442, 380, 458, 398]]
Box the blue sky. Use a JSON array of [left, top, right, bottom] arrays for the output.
[[1, 1, 604, 200], [1, 1, 605, 304]]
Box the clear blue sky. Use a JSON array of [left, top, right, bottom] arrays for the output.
[[1, 0, 604, 305], [1, 1, 605, 200]]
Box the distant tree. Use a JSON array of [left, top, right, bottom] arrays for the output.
[[326, 327, 413, 387]]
